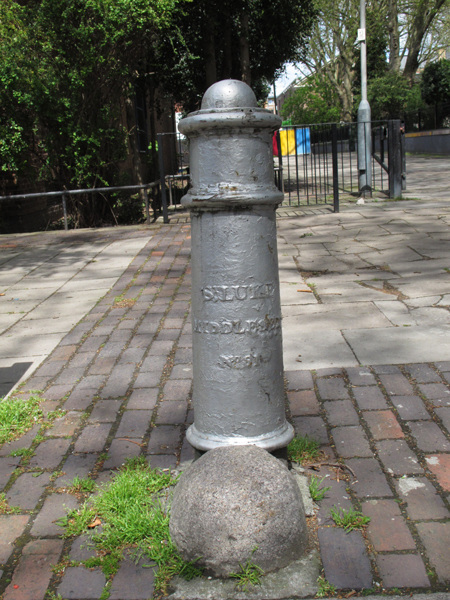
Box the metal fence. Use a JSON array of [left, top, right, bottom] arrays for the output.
[[0, 134, 187, 232], [0, 182, 161, 233], [157, 132, 190, 223], [276, 119, 405, 212], [0, 120, 405, 232], [403, 101, 450, 132]]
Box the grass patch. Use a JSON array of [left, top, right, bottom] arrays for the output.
[[66, 476, 96, 494], [0, 394, 43, 445], [58, 456, 202, 593], [329, 505, 371, 532], [9, 447, 35, 459], [288, 435, 321, 465], [309, 476, 331, 502]]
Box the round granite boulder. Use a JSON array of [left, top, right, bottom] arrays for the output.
[[169, 445, 308, 577]]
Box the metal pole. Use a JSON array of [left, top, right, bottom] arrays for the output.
[[143, 188, 150, 224], [388, 119, 402, 199], [331, 124, 340, 213], [357, 0, 372, 197], [62, 193, 69, 231], [157, 133, 169, 224], [273, 80, 278, 114], [179, 80, 294, 453]]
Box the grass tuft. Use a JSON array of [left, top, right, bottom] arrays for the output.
[[329, 505, 371, 532], [67, 476, 96, 494], [229, 549, 264, 592], [58, 456, 202, 593], [0, 492, 21, 515], [309, 476, 331, 502], [0, 394, 43, 445], [316, 575, 336, 597], [287, 435, 321, 464]]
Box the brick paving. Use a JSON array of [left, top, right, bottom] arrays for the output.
[[0, 216, 449, 599]]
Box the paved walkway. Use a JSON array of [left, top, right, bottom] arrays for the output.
[[0, 195, 449, 599]]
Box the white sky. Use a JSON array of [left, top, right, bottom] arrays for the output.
[[272, 63, 304, 96]]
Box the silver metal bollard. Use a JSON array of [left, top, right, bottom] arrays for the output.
[[179, 79, 294, 452]]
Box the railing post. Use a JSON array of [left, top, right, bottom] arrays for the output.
[[143, 188, 150, 224], [62, 193, 69, 231], [387, 120, 402, 199], [179, 79, 294, 453], [331, 123, 339, 213], [276, 130, 284, 193], [400, 123, 407, 191], [157, 133, 169, 224]]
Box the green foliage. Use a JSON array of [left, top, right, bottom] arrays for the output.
[[2, 0, 317, 226], [309, 476, 331, 502], [67, 476, 96, 494], [281, 75, 342, 125], [421, 59, 450, 106], [59, 458, 202, 593], [84, 550, 122, 578], [229, 548, 264, 591], [287, 435, 321, 464], [0, 0, 181, 225], [329, 505, 371, 532], [0, 394, 43, 445], [8, 447, 34, 459], [366, 72, 424, 120], [111, 191, 145, 225], [156, 0, 316, 111], [316, 575, 336, 597]]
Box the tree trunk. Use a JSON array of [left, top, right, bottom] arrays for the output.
[[124, 95, 145, 203], [204, 4, 217, 87], [403, 0, 447, 81], [222, 6, 233, 79], [239, 13, 251, 85], [387, 0, 401, 72]]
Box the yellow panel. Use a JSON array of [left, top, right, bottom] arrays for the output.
[[279, 130, 296, 155]]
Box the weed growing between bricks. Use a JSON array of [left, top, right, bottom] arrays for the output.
[[57, 456, 202, 594], [0, 393, 44, 445], [307, 365, 450, 592]]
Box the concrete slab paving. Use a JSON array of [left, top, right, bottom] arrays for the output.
[[283, 302, 392, 332], [344, 325, 450, 366], [0, 168, 449, 599], [0, 231, 149, 393], [283, 328, 359, 370]]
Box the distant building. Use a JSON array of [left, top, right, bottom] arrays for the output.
[[267, 77, 305, 118]]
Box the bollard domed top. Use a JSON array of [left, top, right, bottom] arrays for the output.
[[201, 79, 258, 110]]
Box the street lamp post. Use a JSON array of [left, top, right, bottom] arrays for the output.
[[357, 0, 372, 197]]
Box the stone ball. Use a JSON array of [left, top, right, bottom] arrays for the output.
[[201, 79, 258, 110], [169, 445, 308, 577]]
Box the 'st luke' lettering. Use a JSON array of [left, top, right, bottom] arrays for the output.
[[202, 283, 275, 303]]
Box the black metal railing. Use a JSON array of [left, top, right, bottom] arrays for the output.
[[0, 120, 406, 232], [157, 131, 190, 223], [0, 182, 161, 233], [403, 102, 450, 133], [276, 119, 405, 211], [0, 133, 190, 232]]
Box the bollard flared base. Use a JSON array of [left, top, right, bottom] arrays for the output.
[[186, 421, 294, 452]]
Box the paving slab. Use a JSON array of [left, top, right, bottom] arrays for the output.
[[1, 196, 450, 599], [344, 325, 450, 366]]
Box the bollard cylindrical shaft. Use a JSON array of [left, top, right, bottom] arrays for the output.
[[179, 79, 294, 452]]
